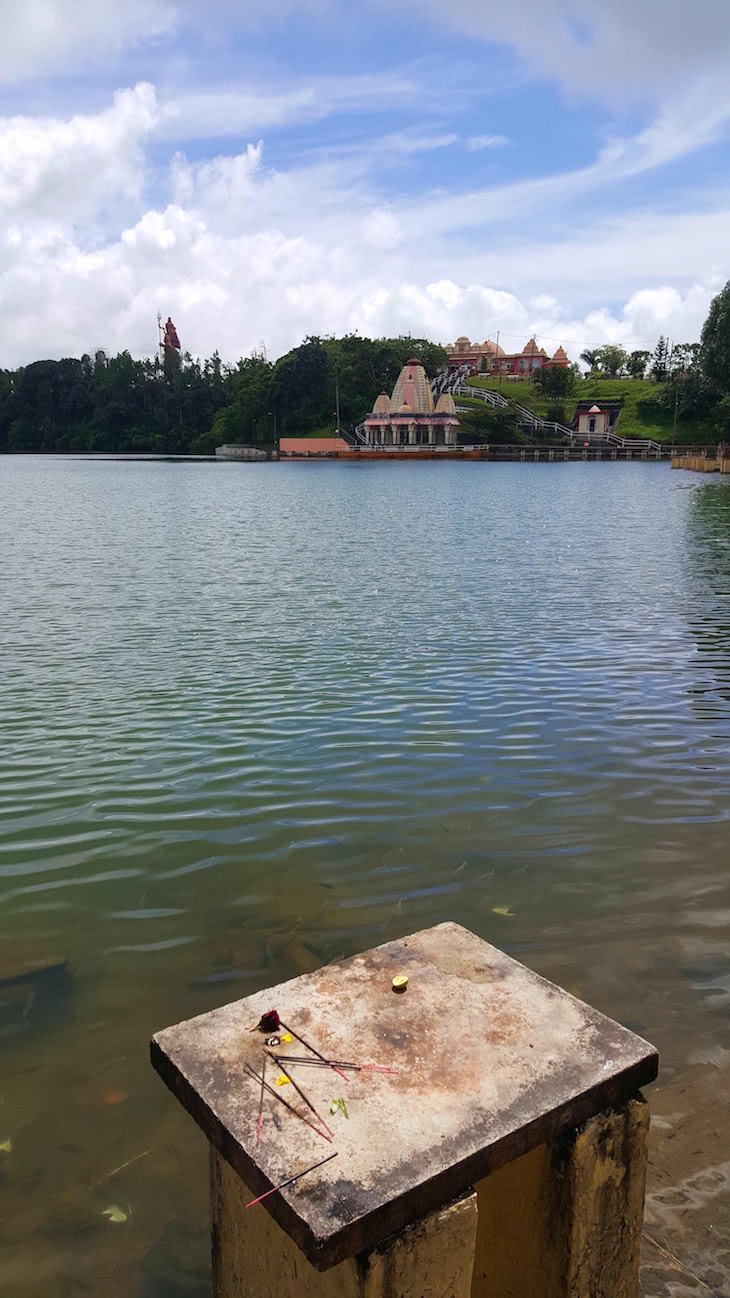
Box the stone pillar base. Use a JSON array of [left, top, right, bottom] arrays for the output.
[[472, 1095, 649, 1298], [211, 1149, 478, 1298], [211, 1094, 648, 1298]]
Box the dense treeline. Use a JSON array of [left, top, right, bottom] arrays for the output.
[[5, 281, 730, 454], [0, 335, 447, 455]]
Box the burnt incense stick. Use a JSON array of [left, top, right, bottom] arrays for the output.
[[243, 1063, 332, 1143], [270, 1055, 334, 1138], [279, 1021, 349, 1083], [245, 1153, 338, 1208], [271, 1055, 361, 1071], [256, 1053, 266, 1145], [343, 1064, 398, 1074], [329, 1062, 398, 1074], [273, 1055, 398, 1075]]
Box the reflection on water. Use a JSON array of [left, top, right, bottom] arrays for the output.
[[1, 458, 730, 1296]]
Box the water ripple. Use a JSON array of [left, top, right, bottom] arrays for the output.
[[2, 458, 730, 1295]]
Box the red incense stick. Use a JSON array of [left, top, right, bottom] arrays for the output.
[[244, 1063, 332, 1143], [245, 1153, 338, 1208]]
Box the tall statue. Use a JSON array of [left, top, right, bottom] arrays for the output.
[[164, 317, 181, 351]]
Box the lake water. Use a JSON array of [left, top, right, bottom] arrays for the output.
[[1, 456, 729, 1297]]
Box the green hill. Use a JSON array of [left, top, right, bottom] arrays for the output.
[[467, 377, 716, 445]]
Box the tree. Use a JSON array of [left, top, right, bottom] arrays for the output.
[[213, 352, 273, 445], [272, 338, 330, 436], [532, 362, 579, 423], [651, 336, 669, 382], [580, 349, 599, 371], [593, 345, 628, 378], [0, 332, 450, 453], [669, 342, 700, 377], [627, 350, 650, 380], [532, 363, 578, 399], [0, 370, 15, 453], [700, 282, 730, 392], [655, 342, 716, 429], [458, 403, 521, 444]]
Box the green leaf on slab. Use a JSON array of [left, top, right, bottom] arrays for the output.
[[329, 1098, 348, 1118]]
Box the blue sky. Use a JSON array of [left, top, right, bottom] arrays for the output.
[[1, 0, 729, 366]]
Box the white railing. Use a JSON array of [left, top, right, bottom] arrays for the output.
[[452, 377, 663, 449], [598, 430, 662, 452], [453, 378, 574, 437]]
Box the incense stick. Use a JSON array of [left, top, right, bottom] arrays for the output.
[[256, 1053, 266, 1145], [279, 1021, 349, 1084], [244, 1062, 331, 1144], [245, 1153, 338, 1208], [272, 1055, 361, 1071], [329, 1062, 398, 1074], [273, 1055, 398, 1075], [243, 1063, 332, 1143], [270, 1055, 334, 1138]]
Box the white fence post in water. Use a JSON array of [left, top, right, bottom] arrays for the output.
[[151, 923, 657, 1298]]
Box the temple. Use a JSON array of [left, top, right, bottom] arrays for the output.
[[363, 357, 459, 447], [446, 336, 570, 377]]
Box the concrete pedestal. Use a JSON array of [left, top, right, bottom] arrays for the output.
[[473, 1095, 649, 1298], [212, 1150, 479, 1298], [151, 923, 657, 1297]]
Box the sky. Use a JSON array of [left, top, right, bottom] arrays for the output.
[[1, 0, 730, 368]]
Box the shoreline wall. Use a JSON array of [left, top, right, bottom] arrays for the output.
[[279, 437, 351, 456]]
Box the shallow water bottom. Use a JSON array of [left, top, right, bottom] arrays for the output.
[[1, 457, 729, 1295]]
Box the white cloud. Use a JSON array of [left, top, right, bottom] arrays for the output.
[[170, 144, 263, 210], [160, 89, 321, 139], [0, 84, 158, 221], [387, 90, 730, 246], [389, 0, 730, 109], [157, 72, 420, 141], [0, 99, 725, 373], [0, 0, 174, 82], [0, 78, 727, 373], [364, 129, 458, 156], [466, 135, 508, 151], [363, 209, 403, 251], [6, 0, 730, 125], [0, 0, 341, 86], [0, 0, 301, 83]]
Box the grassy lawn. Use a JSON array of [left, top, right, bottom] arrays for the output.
[[467, 377, 715, 444]]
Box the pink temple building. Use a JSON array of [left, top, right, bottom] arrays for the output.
[[364, 357, 459, 448], [446, 337, 570, 378]]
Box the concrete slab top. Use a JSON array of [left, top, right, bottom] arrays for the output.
[[151, 922, 658, 1270]]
